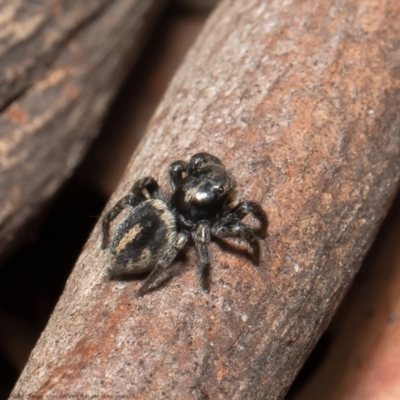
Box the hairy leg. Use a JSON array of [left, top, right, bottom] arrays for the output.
[[137, 231, 189, 296], [212, 221, 260, 264], [220, 201, 267, 237], [101, 194, 142, 249], [169, 160, 188, 191], [192, 221, 212, 292], [131, 176, 166, 202]]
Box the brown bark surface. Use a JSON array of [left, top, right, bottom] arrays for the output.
[[0, 0, 165, 259], [289, 192, 400, 400], [11, 0, 400, 399], [341, 316, 400, 399], [336, 196, 400, 399]]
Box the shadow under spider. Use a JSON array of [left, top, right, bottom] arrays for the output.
[[211, 236, 258, 264], [107, 236, 260, 294]]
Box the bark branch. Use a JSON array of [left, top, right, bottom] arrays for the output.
[[289, 192, 400, 400], [11, 0, 400, 399], [0, 0, 166, 259]]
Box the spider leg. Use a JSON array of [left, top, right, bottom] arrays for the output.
[[130, 176, 167, 201], [137, 231, 189, 296], [169, 160, 188, 191], [221, 201, 267, 237], [101, 194, 142, 249], [212, 221, 261, 264], [192, 221, 212, 292]]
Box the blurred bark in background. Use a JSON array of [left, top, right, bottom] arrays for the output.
[[10, 0, 400, 399], [173, 0, 219, 13], [0, 0, 166, 261]]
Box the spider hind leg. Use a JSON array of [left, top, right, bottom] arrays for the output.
[[137, 231, 189, 296], [101, 194, 142, 249]]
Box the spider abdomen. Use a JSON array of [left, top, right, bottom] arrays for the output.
[[108, 199, 177, 277]]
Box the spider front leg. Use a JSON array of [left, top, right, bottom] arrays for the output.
[[221, 201, 267, 237], [192, 221, 212, 292], [212, 221, 261, 264], [169, 160, 188, 190], [101, 194, 142, 249], [131, 176, 166, 201], [137, 231, 189, 296]]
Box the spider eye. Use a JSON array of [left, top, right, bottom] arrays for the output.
[[217, 185, 224, 193]]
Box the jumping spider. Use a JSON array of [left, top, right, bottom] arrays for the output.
[[101, 152, 267, 296]]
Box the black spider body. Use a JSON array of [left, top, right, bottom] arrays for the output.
[[101, 152, 267, 296], [109, 199, 177, 276], [170, 153, 237, 224]]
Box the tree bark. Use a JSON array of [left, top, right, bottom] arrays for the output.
[[289, 192, 400, 400], [11, 0, 400, 399], [336, 194, 400, 399], [0, 0, 166, 259]]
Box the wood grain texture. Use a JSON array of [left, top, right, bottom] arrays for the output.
[[11, 0, 400, 399], [336, 194, 400, 399], [0, 0, 165, 258], [289, 192, 400, 400]]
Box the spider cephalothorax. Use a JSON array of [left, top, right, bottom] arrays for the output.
[[101, 152, 267, 296]]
